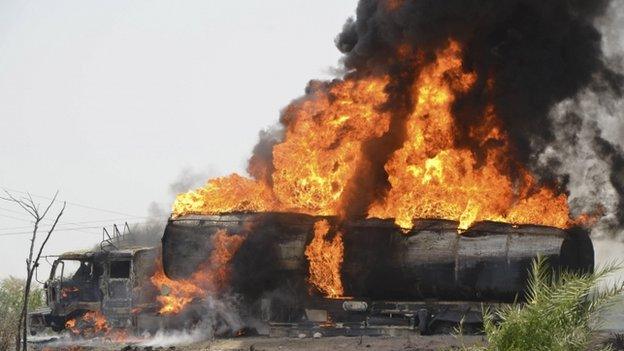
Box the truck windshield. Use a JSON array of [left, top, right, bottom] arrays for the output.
[[54, 260, 95, 281]]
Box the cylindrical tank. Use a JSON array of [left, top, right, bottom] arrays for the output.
[[161, 212, 594, 302]]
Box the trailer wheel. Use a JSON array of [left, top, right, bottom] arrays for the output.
[[50, 316, 66, 333], [460, 322, 483, 335], [417, 309, 429, 335], [429, 321, 456, 334]]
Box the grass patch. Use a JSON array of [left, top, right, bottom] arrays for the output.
[[0, 277, 44, 350]]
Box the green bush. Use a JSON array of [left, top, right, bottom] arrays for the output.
[[463, 257, 623, 351], [0, 277, 44, 350]]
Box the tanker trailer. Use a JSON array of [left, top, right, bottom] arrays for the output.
[[160, 212, 594, 335]]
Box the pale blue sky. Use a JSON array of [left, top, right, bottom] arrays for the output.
[[0, 0, 357, 278]]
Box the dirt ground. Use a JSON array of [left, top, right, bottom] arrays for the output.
[[30, 331, 624, 350], [32, 334, 487, 351], [170, 335, 486, 351]]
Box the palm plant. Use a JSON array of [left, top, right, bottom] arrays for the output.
[[465, 256, 623, 351]]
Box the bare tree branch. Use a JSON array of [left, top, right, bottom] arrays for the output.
[[1, 189, 64, 351], [32, 201, 65, 274], [1, 190, 37, 218], [26, 193, 40, 218], [40, 191, 59, 220]]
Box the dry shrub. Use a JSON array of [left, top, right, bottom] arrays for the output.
[[0, 277, 44, 350]]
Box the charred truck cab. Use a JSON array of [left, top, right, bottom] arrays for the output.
[[28, 247, 160, 335]]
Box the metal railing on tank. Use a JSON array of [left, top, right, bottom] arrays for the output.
[[100, 222, 130, 251]]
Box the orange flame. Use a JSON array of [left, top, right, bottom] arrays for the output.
[[270, 78, 391, 215], [305, 220, 344, 298], [65, 311, 127, 341], [368, 42, 571, 230], [150, 229, 245, 314], [60, 286, 79, 299], [173, 41, 574, 231], [384, 0, 404, 11], [173, 174, 276, 216], [174, 77, 390, 218]]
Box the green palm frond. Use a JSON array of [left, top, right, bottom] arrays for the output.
[[463, 257, 623, 351]]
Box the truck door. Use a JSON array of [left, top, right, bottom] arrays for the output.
[[102, 259, 133, 328]]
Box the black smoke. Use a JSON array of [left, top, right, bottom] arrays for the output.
[[333, 0, 624, 221], [338, 0, 621, 157]]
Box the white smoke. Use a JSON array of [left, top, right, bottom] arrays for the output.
[[599, 0, 624, 63], [198, 294, 245, 337], [540, 95, 622, 237], [110, 166, 218, 249], [139, 328, 209, 347], [169, 166, 217, 195], [541, 2, 624, 239], [139, 295, 247, 347]]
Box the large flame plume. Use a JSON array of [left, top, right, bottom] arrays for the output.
[[171, 41, 580, 299], [367, 42, 570, 230], [150, 229, 245, 314], [173, 41, 574, 231]]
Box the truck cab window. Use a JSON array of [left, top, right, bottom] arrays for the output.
[[109, 260, 131, 278], [73, 261, 94, 281], [53, 260, 85, 280]]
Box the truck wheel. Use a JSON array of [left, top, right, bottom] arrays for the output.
[[417, 309, 430, 335], [429, 321, 455, 334], [50, 316, 68, 332]]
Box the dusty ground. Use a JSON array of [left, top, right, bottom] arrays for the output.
[[169, 335, 486, 351], [32, 335, 487, 351], [29, 331, 624, 350]]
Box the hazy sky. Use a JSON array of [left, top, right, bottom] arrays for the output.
[[0, 0, 357, 279]]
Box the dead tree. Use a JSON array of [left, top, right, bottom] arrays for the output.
[[0, 190, 65, 351]]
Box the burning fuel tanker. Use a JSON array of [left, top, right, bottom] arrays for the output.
[[153, 0, 621, 331], [161, 213, 593, 306], [154, 42, 598, 314]]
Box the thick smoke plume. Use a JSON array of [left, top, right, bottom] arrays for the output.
[[250, 0, 624, 229], [336, 0, 621, 154], [538, 0, 624, 237]]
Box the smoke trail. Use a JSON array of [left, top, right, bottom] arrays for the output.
[[115, 167, 218, 248]]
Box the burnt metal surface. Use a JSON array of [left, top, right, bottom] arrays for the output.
[[162, 212, 594, 303], [30, 246, 162, 334], [265, 298, 501, 336]]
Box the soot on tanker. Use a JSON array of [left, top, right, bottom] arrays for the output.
[[162, 212, 593, 303]]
